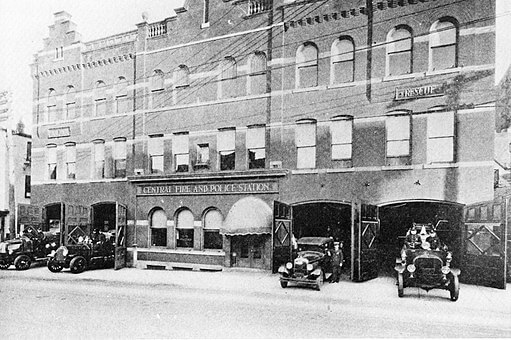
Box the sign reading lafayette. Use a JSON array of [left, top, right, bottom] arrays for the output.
[[394, 84, 444, 101], [137, 181, 279, 196]]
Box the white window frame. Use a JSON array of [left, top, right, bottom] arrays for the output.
[[427, 111, 455, 163], [148, 135, 164, 174], [386, 27, 412, 77], [296, 43, 318, 89], [386, 114, 411, 158], [218, 128, 236, 171], [173, 133, 189, 172], [429, 19, 457, 72], [47, 145, 57, 180], [331, 38, 355, 84], [93, 140, 105, 179], [247, 126, 266, 169], [113, 138, 127, 178], [295, 120, 316, 169], [331, 117, 353, 160], [65, 143, 76, 179]]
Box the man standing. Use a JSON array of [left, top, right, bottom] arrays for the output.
[[330, 242, 344, 283]]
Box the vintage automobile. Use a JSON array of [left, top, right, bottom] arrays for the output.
[[395, 223, 460, 301], [278, 237, 334, 291], [0, 226, 59, 270], [47, 231, 115, 274]]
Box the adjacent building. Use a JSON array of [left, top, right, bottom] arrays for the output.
[[30, 0, 508, 287]]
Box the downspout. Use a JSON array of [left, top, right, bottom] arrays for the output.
[[365, 0, 373, 102]]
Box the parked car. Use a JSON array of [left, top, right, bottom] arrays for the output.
[[278, 237, 334, 291], [0, 226, 59, 270], [395, 223, 460, 301], [47, 230, 115, 274]]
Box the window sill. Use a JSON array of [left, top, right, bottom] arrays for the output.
[[327, 82, 356, 90], [292, 85, 326, 94], [425, 68, 460, 77], [423, 163, 458, 169], [201, 22, 210, 29], [292, 169, 319, 174], [326, 168, 354, 173], [90, 116, 106, 121], [138, 247, 226, 256], [382, 73, 422, 82], [381, 165, 414, 171]]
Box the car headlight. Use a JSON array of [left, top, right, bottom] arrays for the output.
[[286, 262, 292, 270], [307, 264, 313, 271], [45, 244, 50, 248], [406, 264, 416, 273], [441, 266, 451, 274]]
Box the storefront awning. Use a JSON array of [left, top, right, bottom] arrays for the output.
[[221, 197, 272, 235]]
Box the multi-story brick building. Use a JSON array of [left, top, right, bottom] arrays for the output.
[[30, 0, 508, 287]]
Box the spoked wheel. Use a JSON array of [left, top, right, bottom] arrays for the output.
[[280, 280, 288, 288], [70, 256, 86, 274], [14, 255, 31, 270], [397, 273, 404, 298], [0, 259, 10, 270], [47, 259, 63, 273], [315, 270, 324, 291], [450, 275, 459, 301]]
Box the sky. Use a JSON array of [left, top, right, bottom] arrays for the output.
[[0, 0, 184, 129]]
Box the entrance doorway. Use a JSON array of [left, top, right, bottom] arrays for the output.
[[91, 202, 116, 233], [231, 235, 267, 269], [44, 203, 64, 233]]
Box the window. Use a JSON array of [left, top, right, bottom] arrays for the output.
[[296, 120, 316, 169], [331, 38, 355, 84], [296, 43, 318, 88], [427, 111, 455, 163], [26, 142, 31, 162], [115, 77, 129, 114], [218, 128, 235, 171], [386, 114, 411, 158], [113, 138, 127, 178], [248, 52, 267, 95], [25, 175, 31, 198], [203, 209, 223, 250], [196, 143, 210, 169], [173, 133, 189, 172], [93, 140, 105, 179], [247, 125, 265, 169], [55, 46, 63, 59], [47, 145, 57, 180], [47, 89, 57, 122], [176, 209, 194, 248], [95, 81, 107, 116], [386, 27, 412, 76], [150, 209, 167, 247], [219, 57, 237, 98], [429, 19, 457, 71], [331, 117, 353, 161], [150, 70, 166, 109], [203, 0, 210, 26], [148, 135, 164, 174], [65, 86, 76, 120], [65, 143, 76, 179], [173, 65, 190, 105], [248, 0, 271, 15]]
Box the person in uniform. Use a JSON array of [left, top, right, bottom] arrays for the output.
[[329, 242, 344, 283]]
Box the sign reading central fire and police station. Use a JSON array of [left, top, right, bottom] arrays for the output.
[[137, 181, 279, 196]]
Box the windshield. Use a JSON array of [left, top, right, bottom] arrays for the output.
[[298, 244, 324, 253]]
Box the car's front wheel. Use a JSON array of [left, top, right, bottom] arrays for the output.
[[47, 258, 63, 273], [0, 259, 10, 270], [69, 256, 86, 274], [397, 273, 404, 297], [280, 280, 288, 288], [450, 275, 459, 302], [14, 255, 31, 270]]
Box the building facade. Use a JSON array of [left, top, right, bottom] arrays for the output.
[[31, 0, 506, 285]]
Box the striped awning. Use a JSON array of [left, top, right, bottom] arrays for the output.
[[221, 197, 272, 235]]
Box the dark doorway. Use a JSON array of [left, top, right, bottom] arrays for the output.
[[378, 201, 463, 275], [44, 203, 63, 233], [92, 203, 116, 233]]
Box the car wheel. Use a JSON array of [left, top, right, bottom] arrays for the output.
[[0, 259, 10, 270], [450, 275, 459, 302], [397, 273, 404, 297], [47, 259, 63, 273], [280, 280, 288, 289], [315, 270, 324, 291], [69, 256, 87, 274], [14, 255, 31, 270]]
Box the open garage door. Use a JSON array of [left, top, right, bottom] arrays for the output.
[[17, 204, 42, 233], [115, 203, 127, 270], [462, 199, 508, 289], [272, 201, 293, 273], [63, 204, 90, 246], [352, 202, 380, 282]]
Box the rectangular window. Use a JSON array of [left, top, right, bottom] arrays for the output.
[[148, 136, 164, 174], [25, 175, 31, 198], [26, 142, 31, 162], [95, 98, 107, 116], [203, 0, 210, 24], [115, 95, 128, 114], [331, 119, 352, 160], [151, 228, 167, 247], [173, 133, 189, 172], [114, 139, 127, 178], [247, 126, 265, 169], [427, 111, 455, 163], [47, 105, 56, 122], [66, 102, 76, 120], [47, 146, 57, 180], [218, 129, 236, 171], [386, 115, 410, 157], [93, 142, 105, 179], [197, 144, 210, 164], [65, 144, 76, 179], [296, 122, 316, 169]]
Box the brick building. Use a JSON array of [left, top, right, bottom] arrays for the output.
[[30, 0, 508, 286]]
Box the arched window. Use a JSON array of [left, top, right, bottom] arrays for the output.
[[150, 208, 167, 247], [65, 86, 76, 120], [115, 76, 129, 114], [429, 19, 457, 71], [47, 89, 57, 122], [248, 52, 267, 95], [331, 37, 354, 84], [176, 209, 194, 248], [296, 43, 318, 88], [221, 57, 237, 80], [94, 81, 107, 116], [150, 70, 166, 109], [219, 57, 237, 99], [203, 208, 223, 249], [386, 26, 412, 76]]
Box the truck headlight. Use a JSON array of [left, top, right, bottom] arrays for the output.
[[406, 264, 416, 273], [441, 266, 450, 274], [286, 262, 292, 270], [307, 264, 313, 271]]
